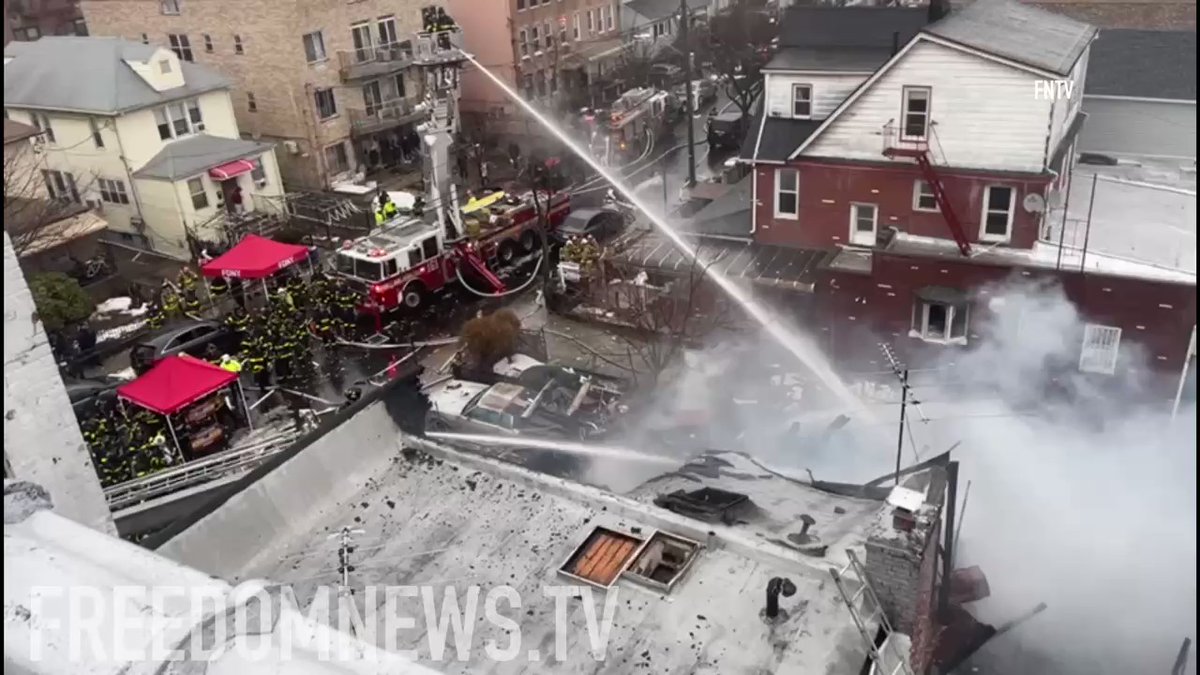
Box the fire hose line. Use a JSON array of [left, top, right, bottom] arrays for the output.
[[571, 129, 657, 193], [306, 328, 458, 350], [453, 231, 549, 299]]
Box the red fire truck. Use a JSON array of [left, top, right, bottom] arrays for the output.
[[585, 87, 676, 164], [334, 190, 571, 312]]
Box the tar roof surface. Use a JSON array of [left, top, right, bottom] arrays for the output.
[[741, 116, 823, 163], [924, 0, 1098, 75], [1085, 28, 1197, 99], [134, 135, 275, 180], [765, 46, 896, 72], [678, 175, 754, 239], [4, 36, 230, 114], [243, 446, 879, 674], [779, 6, 930, 49]]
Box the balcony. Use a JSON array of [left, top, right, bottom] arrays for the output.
[[338, 42, 415, 82], [881, 120, 932, 159], [349, 100, 427, 136]]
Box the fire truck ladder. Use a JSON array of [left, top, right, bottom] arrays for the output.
[[830, 549, 915, 675], [882, 126, 971, 257], [455, 243, 508, 293]]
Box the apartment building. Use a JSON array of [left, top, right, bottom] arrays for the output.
[[4, 36, 286, 259], [81, 0, 442, 190], [4, 0, 88, 44], [448, 0, 625, 135]]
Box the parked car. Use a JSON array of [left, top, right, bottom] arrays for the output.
[[706, 111, 749, 152], [64, 376, 126, 416], [129, 320, 237, 375], [426, 375, 616, 441], [648, 64, 683, 89], [671, 79, 717, 106], [555, 207, 627, 244]]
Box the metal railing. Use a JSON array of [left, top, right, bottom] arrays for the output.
[[349, 99, 426, 134], [104, 426, 301, 511], [882, 119, 949, 165], [337, 42, 415, 80]]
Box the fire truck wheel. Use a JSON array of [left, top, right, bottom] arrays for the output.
[[520, 230, 539, 252], [401, 284, 426, 310], [497, 241, 519, 265]]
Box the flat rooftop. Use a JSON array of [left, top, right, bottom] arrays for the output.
[[218, 437, 883, 674]]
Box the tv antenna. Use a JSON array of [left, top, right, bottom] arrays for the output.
[[879, 343, 930, 484]]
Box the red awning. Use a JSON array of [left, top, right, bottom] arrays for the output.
[[117, 355, 239, 415], [209, 158, 258, 181], [200, 234, 311, 280]]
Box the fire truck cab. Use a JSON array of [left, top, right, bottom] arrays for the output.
[[594, 88, 675, 163]]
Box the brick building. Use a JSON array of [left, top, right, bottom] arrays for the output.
[[80, 0, 453, 190], [4, 0, 88, 44]]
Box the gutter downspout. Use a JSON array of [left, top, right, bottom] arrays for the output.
[[748, 86, 769, 236], [114, 118, 147, 226], [1172, 325, 1196, 422]]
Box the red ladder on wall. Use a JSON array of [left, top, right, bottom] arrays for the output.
[[882, 124, 972, 258]]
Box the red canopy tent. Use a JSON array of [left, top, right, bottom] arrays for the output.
[[200, 234, 310, 280], [117, 355, 239, 415]]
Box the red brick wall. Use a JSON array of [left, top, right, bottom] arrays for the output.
[[753, 161, 1051, 251], [815, 252, 1197, 394], [910, 520, 942, 674]]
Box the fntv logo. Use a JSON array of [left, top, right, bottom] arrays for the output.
[[1034, 79, 1075, 101]]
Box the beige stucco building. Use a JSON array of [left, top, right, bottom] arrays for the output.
[[80, 0, 442, 191], [4, 36, 285, 260]]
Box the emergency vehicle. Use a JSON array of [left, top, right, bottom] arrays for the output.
[[586, 87, 676, 164], [333, 189, 571, 312]]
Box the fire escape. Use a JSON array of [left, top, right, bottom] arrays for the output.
[[881, 121, 972, 257]]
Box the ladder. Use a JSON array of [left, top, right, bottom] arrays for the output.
[[829, 550, 915, 675]]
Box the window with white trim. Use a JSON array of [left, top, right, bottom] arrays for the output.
[[586, 9, 594, 33], [314, 88, 338, 120], [901, 86, 930, 139], [531, 25, 540, 52], [303, 31, 327, 63], [607, 3, 616, 31], [791, 84, 812, 118], [154, 99, 204, 140], [572, 13, 580, 40], [1079, 324, 1121, 375], [31, 113, 55, 144], [324, 143, 350, 174], [251, 163, 267, 187], [160, 0, 180, 15], [543, 21, 552, 49], [42, 170, 80, 203], [980, 185, 1015, 242], [517, 0, 526, 10], [849, 203, 877, 246], [775, 168, 799, 218], [188, 177, 208, 210], [518, 29, 528, 58], [98, 178, 130, 205], [911, 293, 968, 344], [168, 34, 193, 62], [913, 180, 938, 212], [377, 16, 398, 47], [90, 118, 105, 148], [159, 59, 172, 74]]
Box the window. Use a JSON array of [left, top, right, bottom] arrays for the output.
[[250, 163, 267, 186], [980, 185, 1014, 241], [586, 9, 594, 33], [541, 0, 550, 5], [850, 203, 877, 246], [73, 19, 88, 36], [31, 114, 55, 144], [155, 100, 202, 139], [535, 69, 546, 97], [518, 29, 528, 58], [913, 180, 938, 212], [141, 33, 149, 45], [517, 0, 526, 10], [187, 99, 204, 130], [303, 31, 327, 63], [377, 16, 398, 46], [392, 72, 406, 99], [324, 143, 350, 174], [1079, 324, 1121, 375], [775, 168, 798, 218], [351, 23, 374, 61], [203, 34, 213, 52], [548, 69, 557, 94], [160, 0, 180, 14], [530, 25, 539, 52], [901, 86, 931, 139], [911, 290, 968, 343], [98, 178, 130, 205], [159, 59, 172, 74], [605, 5, 614, 31], [247, 92, 258, 112], [188, 177, 208, 210], [521, 73, 534, 98], [42, 170, 80, 203], [363, 81, 383, 115], [16, 26, 40, 40], [233, 34, 244, 54], [560, 528, 644, 588], [421, 236, 439, 260], [314, 88, 338, 120], [572, 13, 580, 40], [609, 2, 617, 31], [168, 34, 193, 62], [791, 84, 812, 118], [599, 6, 608, 32], [89, 118, 105, 148], [543, 21, 551, 49]]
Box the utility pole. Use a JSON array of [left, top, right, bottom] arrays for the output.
[[895, 368, 909, 486], [331, 526, 364, 635], [680, 0, 697, 187]]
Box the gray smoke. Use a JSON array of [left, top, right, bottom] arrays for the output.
[[614, 276, 1196, 674]]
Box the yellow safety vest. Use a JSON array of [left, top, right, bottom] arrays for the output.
[[383, 202, 398, 218], [221, 359, 243, 373], [375, 211, 385, 225]]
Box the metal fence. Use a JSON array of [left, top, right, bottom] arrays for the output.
[[1042, 171, 1196, 274]]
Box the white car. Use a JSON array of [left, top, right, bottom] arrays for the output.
[[425, 379, 603, 439]]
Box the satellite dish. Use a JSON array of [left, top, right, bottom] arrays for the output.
[[1023, 193, 1046, 213]]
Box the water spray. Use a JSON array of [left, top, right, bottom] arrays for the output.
[[463, 54, 864, 413], [425, 431, 683, 466]]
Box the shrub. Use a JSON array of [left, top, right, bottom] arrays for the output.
[[27, 272, 95, 333]]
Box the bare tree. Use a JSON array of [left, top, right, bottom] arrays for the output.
[[706, 0, 777, 116], [3, 141, 99, 259]]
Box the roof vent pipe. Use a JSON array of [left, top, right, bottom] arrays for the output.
[[765, 577, 797, 620]]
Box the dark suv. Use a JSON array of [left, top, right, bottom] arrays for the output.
[[705, 111, 748, 152], [129, 320, 237, 374]]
